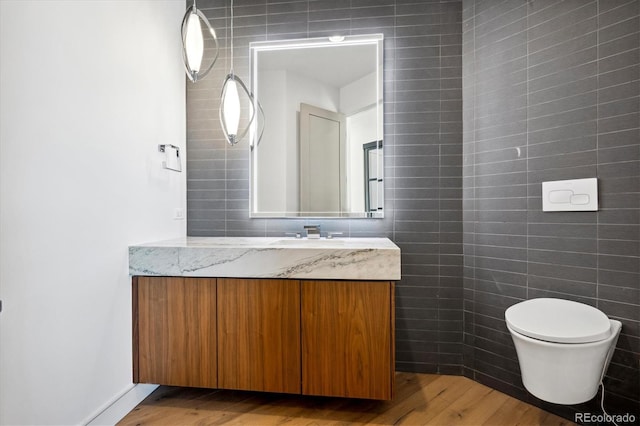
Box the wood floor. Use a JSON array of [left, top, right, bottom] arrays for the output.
[[118, 372, 574, 425]]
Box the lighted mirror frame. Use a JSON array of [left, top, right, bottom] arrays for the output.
[[249, 34, 384, 219]]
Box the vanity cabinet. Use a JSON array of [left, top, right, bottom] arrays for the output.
[[217, 278, 301, 393], [302, 280, 395, 400], [133, 276, 217, 388], [132, 276, 394, 400]]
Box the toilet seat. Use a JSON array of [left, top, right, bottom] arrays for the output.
[[505, 298, 611, 344]]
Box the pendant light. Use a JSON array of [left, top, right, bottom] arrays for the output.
[[181, 0, 219, 82], [220, 0, 262, 146]]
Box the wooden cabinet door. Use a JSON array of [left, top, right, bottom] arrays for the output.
[[217, 279, 301, 394], [133, 277, 217, 388], [302, 280, 394, 400]]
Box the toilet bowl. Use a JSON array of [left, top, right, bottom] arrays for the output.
[[505, 298, 622, 405]]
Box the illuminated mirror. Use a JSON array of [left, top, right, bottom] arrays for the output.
[[250, 34, 383, 218]]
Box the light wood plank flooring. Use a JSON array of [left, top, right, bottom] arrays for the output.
[[118, 372, 575, 425]]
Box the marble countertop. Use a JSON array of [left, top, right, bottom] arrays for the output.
[[129, 237, 401, 280]]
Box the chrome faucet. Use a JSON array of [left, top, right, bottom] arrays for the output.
[[304, 225, 321, 239]]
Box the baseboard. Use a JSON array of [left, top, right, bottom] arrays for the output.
[[83, 383, 159, 426]]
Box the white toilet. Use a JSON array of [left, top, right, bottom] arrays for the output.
[[505, 298, 622, 405]]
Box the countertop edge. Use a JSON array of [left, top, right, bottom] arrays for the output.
[[129, 237, 401, 281]]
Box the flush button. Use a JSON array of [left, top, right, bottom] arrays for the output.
[[570, 194, 590, 205], [542, 178, 598, 212], [549, 190, 572, 204]]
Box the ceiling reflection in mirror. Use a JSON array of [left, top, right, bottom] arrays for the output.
[[250, 34, 384, 218]]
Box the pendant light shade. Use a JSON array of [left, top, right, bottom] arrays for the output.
[[184, 12, 203, 73], [220, 73, 255, 145], [222, 78, 240, 136], [219, 0, 264, 146], [181, 3, 219, 82]]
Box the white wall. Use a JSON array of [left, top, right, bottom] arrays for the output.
[[339, 71, 378, 116], [0, 1, 186, 424], [255, 69, 287, 213]]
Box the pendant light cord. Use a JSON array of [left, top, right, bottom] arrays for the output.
[[229, 0, 234, 75]]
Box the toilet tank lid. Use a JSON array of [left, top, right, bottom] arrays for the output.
[[505, 298, 611, 343]]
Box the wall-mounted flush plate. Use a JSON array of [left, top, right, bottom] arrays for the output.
[[542, 178, 598, 212]]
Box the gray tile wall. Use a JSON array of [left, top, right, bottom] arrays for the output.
[[463, 0, 639, 419], [186, 0, 464, 374]]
